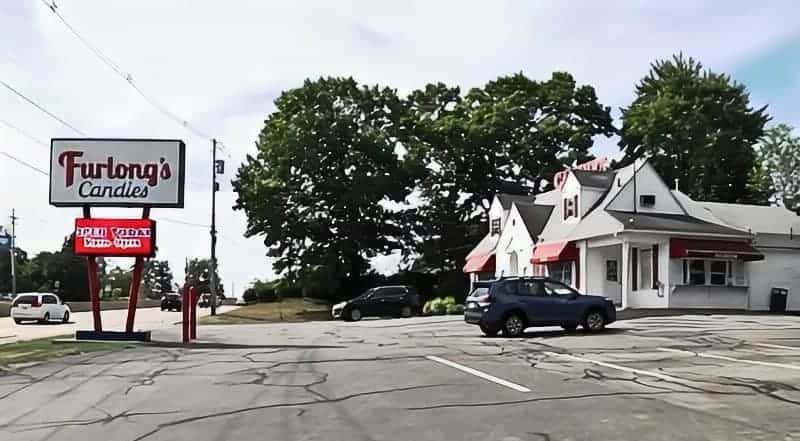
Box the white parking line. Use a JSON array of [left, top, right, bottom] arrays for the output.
[[542, 351, 685, 383], [657, 347, 800, 371], [425, 355, 532, 393], [750, 342, 800, 351]]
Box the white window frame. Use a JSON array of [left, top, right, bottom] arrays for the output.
[[547, 262, 573, 286], [680, 258, 747, 287]]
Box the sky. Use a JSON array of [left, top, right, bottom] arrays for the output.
[[1, 1, 799, 297]]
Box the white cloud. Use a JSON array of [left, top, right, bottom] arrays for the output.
[[1, 1, 799, 297]]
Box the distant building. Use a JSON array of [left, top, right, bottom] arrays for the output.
[[464, 158, 800, 310]]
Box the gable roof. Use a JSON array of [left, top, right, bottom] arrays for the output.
[[700, 201, 800, 235], [497, 193, 535, 210], [465, 232, 499, 260], [607, 211, 751, 237], [532, 189, 560, 206], [572, 170, 616, 189], [514, 203, 554, 240]]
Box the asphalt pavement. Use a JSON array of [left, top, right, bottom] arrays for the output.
[[3, 313, 800, 440], [0, 306, 239, 344]]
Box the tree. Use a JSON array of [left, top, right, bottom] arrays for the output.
[[25, 236, 90, 301], [106, 266, 132, 298], [0, 246, 33, 293], [184, 258, 223, 296], [756, 124, 800, 213], [619, 53, 770, 203], [233, 77, 414, 297], [405, 73, 615, 272], [142, 260, 174, 298]]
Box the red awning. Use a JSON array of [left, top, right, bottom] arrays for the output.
[[669, 239, 764, 261], [463, 254, 496, 273], [531, 241, 577, 264]]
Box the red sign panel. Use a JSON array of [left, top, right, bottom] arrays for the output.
[[74, 218, 156, 257]]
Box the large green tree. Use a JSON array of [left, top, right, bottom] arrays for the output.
[[142, 260, 174, 298], [405, 72, 615, 272], [233, 77, 414, 295], [25, 236, 90, 301], [619, 54, 770, 203], [756, 124, 800, 213], [184, 258, 223, 296]]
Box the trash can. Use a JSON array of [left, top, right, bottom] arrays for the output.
[[769, 287, 789, 313]]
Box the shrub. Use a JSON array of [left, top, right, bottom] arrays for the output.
[[242, 288, 258, 303], [431, 299, 447, 315], [422, 300, 434, 315], [442, 296, 456, 306], [446, 304, 465, 315]]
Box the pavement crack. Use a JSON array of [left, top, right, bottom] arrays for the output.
[[129, 383, 460, 441], [124, 368, 168, 395]]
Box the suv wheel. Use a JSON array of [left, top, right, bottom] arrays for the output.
[[41, 312, 50, 324], [62, 311, 70, 323], [400, 306, 412, 318], [582, 310, 606, 332], [479, 323, 498, 337], [502, 313, 525, 337], [349, 308, 362, 322]]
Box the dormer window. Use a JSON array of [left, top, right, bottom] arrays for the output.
[[640, 195, 655, 207], [563, 195, 579, 220], [490, 218, 501, 235]]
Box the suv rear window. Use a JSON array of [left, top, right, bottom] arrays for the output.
[[468, 287, 489, 297], [13, 295, 37, 306]]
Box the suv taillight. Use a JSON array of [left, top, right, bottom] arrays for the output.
[[475, 294, 492, 304]]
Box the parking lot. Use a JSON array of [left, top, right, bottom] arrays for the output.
[[3, 313, 800, 440]]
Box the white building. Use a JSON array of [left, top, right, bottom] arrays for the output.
[[464, 158, 800, 311]]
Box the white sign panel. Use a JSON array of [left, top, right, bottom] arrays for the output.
[[50, 138, 186, 208]]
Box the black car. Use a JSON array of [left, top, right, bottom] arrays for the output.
[[332, 286, 421, 321], [161, 293, 182, 312], [464, 277, 616, 337]]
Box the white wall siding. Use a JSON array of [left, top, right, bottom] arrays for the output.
[[494, 204, 535, 278], [580, 188, 605, 217], [606, 163, 684, 215], [670, 286, 748, 309], [585, 244, 622, 304], [747, 249, 800, 311]]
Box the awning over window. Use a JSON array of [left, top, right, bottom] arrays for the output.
[[463, 254, 496, 273], [669, 239, 764, 261], [531, 241, 577, 264]]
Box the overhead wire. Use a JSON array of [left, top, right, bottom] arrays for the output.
[[0, 151, 49, 176], [0, 79, 87, 136], [39, 0, 231, 158], [0, 119, 49, 148]]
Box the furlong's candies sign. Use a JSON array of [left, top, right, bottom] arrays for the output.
[[50, 138, 186, 207], [74, 218, 156, 257]]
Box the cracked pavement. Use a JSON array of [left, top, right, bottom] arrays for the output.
[[3, 314, 800, 440]]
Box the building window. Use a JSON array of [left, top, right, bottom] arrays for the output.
[[563, 196, 577, 219], [688, 260, 706, 285], [640, 194, 656, 207], [681, 259, 743, 286], [605, 260, 618, 282], [490, 218, 501, 235], [709, 261, 728, 286], [548, 262, 572, 285], [573, 194, 579, 217]]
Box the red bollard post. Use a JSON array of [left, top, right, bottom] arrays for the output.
[[189, 286, 198, 340], [182, 288, 190, 343]]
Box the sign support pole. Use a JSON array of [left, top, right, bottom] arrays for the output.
[[82, 206, 103, 332], [125, 207, 150, 332]]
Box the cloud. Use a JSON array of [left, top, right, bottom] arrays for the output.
[[1, 0, 799, 297]]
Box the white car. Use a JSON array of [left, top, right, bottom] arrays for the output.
[[10, 293, 71, 324]]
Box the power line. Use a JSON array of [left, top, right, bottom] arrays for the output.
[[0, 119, 49, 148], [0, 79, 87, 136], [0, 151, 49, 176], [158, 217, 209, 229], [39, 0, 227, 152]]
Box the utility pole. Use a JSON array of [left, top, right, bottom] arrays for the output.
[[9, 209, 17, 296], [210, 139, 218, 316]]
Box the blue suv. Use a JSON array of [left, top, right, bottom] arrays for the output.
[[464, 277, 616, 337]]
